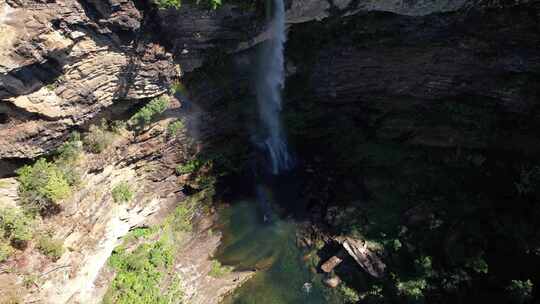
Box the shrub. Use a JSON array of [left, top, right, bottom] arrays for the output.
[[84, 123, 114, 153], [175, 159, 202, 175], [155, 0, 181, 9], [466, 256, 489, 274], [111, 120, 127, 134], [129, 227, 154, 239], [414, 256, 434, 277], [506, 279, 533, 304], [112, 182, 133, 204], [0, 240, 13, 262], [339, 284, 360, 303], [208, 0, 222, 9], [105, 241, 175, 304], [397, 278, 427, 301], [129, 96, 169, 129], [56, 132, 82, 163], [208, 259, 232, 278], [0, 208, 33, 248], [37, 235, 64, 261], [17, 159, 71, 214], [167, 120, 184, 139], [17, 134, 83, 215]]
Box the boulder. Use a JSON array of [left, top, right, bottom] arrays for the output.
[[340, 237, 386, 278], [321, 255, 343, 273], [323, 275, 341, 288]]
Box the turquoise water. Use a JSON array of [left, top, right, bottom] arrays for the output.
[[216, 201, 338, 304]]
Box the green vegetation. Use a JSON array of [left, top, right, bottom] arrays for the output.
[[129, 227, 155, 239], [155, 0, 181, 9], [0, 207, 33, 246], [338, 284, 360, 303], [112, 182, 133, 204], [129, 96, 169, 129], [37, 235, 64, 261], [84, 121, 115, 153], [397, 278, 427, 302], [0, 241, 13, 262], [17, 158, 71, 212], [208, 259, 233, 278], [155, 0, 222, 9], [165, 200, 197, 233], [6, 134, 83, 260], [105, 241, 177, 304], [104, 183, 214, 303], [175, 159, 202, 175], [0, 207, 32, 260], [45, 82, 58, 91], [167, 120, 185, 139], [111, 120, 127, 134], [170, 82, 186, 95], [17, 131, 83, 213], [23, 274, 39, 289], [465, 255, 489, 274], [17, 134, 81, 212], [506, 279, 533, 304], [207, 0, 222, 9]]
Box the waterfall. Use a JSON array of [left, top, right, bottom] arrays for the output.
[[256, 0, 293, 175]]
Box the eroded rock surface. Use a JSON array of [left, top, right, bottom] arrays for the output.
[[0, 0, 178, 159]]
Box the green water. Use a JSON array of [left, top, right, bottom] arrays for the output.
[[216, 201, 338, 304]]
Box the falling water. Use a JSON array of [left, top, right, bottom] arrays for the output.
[[256, 0, 293, 175]]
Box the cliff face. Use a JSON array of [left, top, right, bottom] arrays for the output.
[[0, 0, 498, 164], [0, 0, 178, 160], [286, 2, 540, 152]]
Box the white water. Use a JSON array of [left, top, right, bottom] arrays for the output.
[[256, 0, 293, 175]]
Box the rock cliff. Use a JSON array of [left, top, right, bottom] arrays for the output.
[[0, 0, 178, 160]]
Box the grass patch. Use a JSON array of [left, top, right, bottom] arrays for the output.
[[37, 235, 64, 261], [208, 259, 233, 278], [112, 182, 133, 204]]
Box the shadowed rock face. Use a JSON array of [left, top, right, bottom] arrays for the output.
[[0, 0, 178, 160], [286, 3, 540, 153]]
